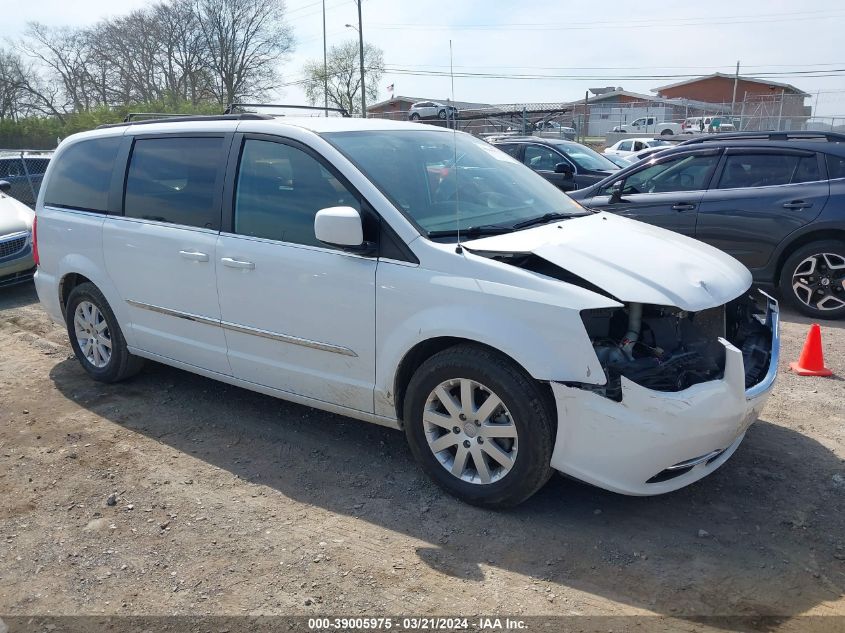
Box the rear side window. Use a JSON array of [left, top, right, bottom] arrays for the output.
[[124, 137, 224, 229], [43, 137, 121, 212], [827, 154, 845, 180], [717, 153, 820, 189]]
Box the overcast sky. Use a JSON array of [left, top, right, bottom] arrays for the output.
[[3, 0, 844, 117]]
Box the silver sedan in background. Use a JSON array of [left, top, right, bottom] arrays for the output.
[[0, 180, 36, 287]]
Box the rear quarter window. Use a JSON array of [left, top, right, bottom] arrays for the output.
[[827, 154, 845, 180], [43, 137, 121, 212]]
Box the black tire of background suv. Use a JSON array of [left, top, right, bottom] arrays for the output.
[[65, 282, 144, 382], [779, 239, 845, 320], [403, 344, 555, 509]]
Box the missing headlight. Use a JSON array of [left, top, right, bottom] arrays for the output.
[[578, 295, 770, 401]]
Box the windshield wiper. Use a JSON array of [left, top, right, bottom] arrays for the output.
[[511, 212, 574, 230], [427, 224, 514, 239]]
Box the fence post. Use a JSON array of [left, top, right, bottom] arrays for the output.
[[19, 151, 37, 205]]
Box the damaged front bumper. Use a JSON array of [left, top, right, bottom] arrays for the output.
[[550, 292, 780, 495]]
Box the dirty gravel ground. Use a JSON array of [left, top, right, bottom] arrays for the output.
[[0, 283, 843, 630]]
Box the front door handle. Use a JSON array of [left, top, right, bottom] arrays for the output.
[[179, 250, 209, 262], [671, 202, 697, 211], [783, 200, 813, 210], [221, 257, 255, 270]]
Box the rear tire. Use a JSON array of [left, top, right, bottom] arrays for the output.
[[410, 113, 420, 120], [65, 282, 144, 382], [660, 128, 674, 136], [403, 344, 555, 508], [779, 240, 845, 319]]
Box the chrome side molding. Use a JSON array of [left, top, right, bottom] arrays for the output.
[[126, 299, 357, 357]]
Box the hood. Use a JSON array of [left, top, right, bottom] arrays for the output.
[[462, 212, 752, 311], [0, 194, 35, 235]]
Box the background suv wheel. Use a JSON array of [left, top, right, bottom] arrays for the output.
[[779, 240, 845, 319], [403, 344, 555, 508]]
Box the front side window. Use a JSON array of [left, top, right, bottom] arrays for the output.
[[524, 145, 563, 172], [717, 153, 821, 189], [618, 141, 632, 152], [621, 153, 718, 194], [555, 142, 619, 172], [324, 129, 586, 238], [44, 137, 121, 212], [234, 139, 359, 247], [124, 137, 224, 229]]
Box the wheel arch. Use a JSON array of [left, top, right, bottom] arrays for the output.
[[392, 336, 554, 424], [774, 228, 845, 285], [59, 272, 93, 317]]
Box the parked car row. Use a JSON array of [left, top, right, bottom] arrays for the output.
[[570, 131, 845, 319]]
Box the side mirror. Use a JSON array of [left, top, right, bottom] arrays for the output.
[[609, 181, 624, 203], [0, 180, 10, 193], [554, 162, 573, 176], [314, 206, 375, 255]]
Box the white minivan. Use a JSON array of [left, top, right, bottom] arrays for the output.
[[33, 114, 779, 507]]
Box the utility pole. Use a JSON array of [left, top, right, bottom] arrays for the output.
[[731, 60, 740, 115], [582, 90, 589, 142], [777, 88, 785, 131], [356, 0, 366, 117], [322, 0, 328, 116]]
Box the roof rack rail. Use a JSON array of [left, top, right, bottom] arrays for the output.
[[96, 113, 272, 129], [678, 130, 845, 145], [225, 102, 350, 117]]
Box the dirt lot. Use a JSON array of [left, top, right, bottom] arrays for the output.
[[1, 283, 843, 630]]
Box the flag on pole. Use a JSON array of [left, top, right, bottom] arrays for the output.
[[386, 83, 394, 97]]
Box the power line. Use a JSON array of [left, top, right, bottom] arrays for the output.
[[367, 9, 845, 32]]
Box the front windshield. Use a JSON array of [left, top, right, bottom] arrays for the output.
[[324, 130, 587, 238], [554, 143, 619, 172]]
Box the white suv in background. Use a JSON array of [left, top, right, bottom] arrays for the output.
[[33, 114, 778, 507]]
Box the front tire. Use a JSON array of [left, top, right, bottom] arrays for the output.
[[65, 282, 144, 382], [779, 240, 845, 319], [437, 109, 447, 120], [403, 344, 555, 508]]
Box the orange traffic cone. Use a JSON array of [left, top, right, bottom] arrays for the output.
[[789, 323, 832, 377]]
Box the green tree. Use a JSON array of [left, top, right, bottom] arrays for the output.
[[302, 39, 384, 115]]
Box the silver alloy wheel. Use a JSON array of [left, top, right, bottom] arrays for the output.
[[73, 300, 112, 368], [423, 378, 518, 485], [792, 252, 845, 311]]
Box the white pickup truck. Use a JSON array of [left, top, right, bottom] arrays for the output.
[[612, 116, 682, 136]]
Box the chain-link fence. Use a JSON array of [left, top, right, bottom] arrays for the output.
[[0, 150, 53, 208]]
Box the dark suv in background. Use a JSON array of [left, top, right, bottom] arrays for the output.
[[490, 136, 619, 191], [569, 132, 845, 319]]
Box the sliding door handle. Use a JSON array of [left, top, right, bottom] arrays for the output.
[[179, 250, 209, 262], [221, 257, 255, 270]]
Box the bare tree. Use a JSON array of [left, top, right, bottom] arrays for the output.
[[153, 0, 215, 105], [195, 0, 295, 106], [303, 39, 383, 115], [18, 23, 97, 115]]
